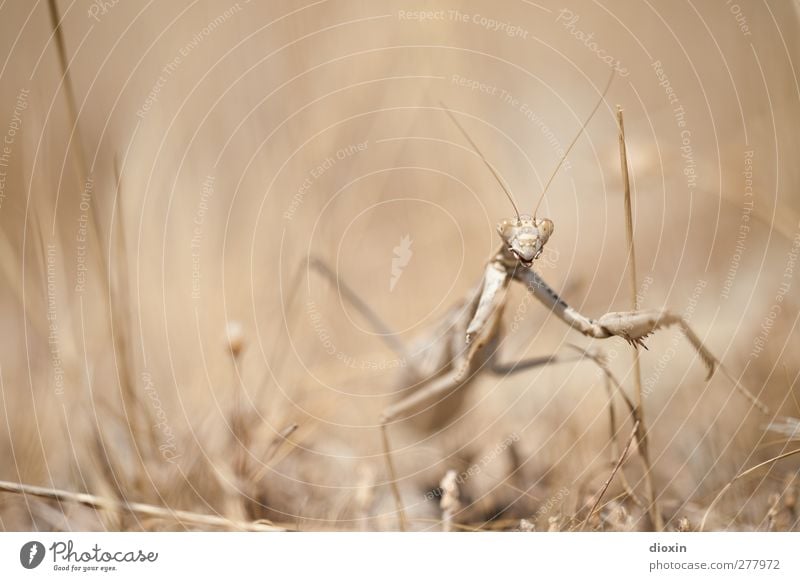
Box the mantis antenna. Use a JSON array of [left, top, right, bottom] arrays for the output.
[[439, 102, 521, 221], [532, 69, 615, 218]]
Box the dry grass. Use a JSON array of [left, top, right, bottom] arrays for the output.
[[0, 0, 799, 532]]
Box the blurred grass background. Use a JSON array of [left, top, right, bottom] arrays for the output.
[[0, 0, 798, 531]]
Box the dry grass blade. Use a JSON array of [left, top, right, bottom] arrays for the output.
[[47, 0, 107, 278], [617, 106, 663, 531], [47, 0, 86, 174], [0, 480, 285, 531], [568, 345, 642, 507], [380, 425, 407, 531], [248, 423, 299, 485], [599, 367, 645, 509], [581, 420, 640, 531], [700, 448, 800, 531], [111, 160, 156, 462]]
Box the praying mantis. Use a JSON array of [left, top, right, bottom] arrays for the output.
[[307, 73, 771, 530]]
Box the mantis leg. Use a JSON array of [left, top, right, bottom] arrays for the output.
[[513, 268, 773, 415], [512, 268, 716, 379], [379, 260, 510, 530], [379, 353, 475, 531], [489, 346, 589, 376], [308, 256, 419, 373]]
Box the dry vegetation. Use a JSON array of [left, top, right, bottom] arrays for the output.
[[0, 0, 799, 532]]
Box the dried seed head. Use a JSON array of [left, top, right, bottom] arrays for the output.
[[225, 321, 245, 358], [518, 518, 535, 532], [768, 493, 781, 516], [355, 466, 375, 512], [613, 503, 630, 529], [783, 476, 797, 510], [439, 469, 461, 513], [677, 516, 692, 532]]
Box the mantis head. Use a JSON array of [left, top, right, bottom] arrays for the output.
[[497, 214, 554, 267], [441, 72, 611, 271]]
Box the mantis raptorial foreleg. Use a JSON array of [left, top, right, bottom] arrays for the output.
[[513, 268, 717, 379], [465, 261, 511, 344]]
